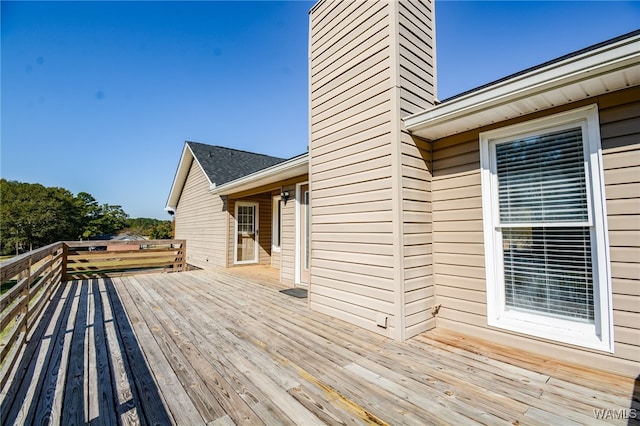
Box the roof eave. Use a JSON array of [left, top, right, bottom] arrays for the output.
[[165, 143, 214, 211], [404, 33, 640, 140], [212, 154, 309, 196]]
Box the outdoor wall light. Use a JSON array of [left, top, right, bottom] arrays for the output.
[[280, 191, 290, 205]]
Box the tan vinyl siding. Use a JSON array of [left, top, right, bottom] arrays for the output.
[[310, 0, 396, 337], [600, 87, 640, 364], [397, 0, 436, 339], [396, 0, 436, 339], [401, 131, 434, 338], [174, 160, 227, 269], [432, 130, 484, 334], [431, 87, 640, 377], [398, 0, 436, 116], [310, 0, 435, 340]]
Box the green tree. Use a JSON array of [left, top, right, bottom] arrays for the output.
[[149, 221, 173, 239], [123, 217, 173, 238], [0, 180, 133, 254], [92, 204, 129, 236], [76, 191, 101, 238], [0, 179, 83, 254]]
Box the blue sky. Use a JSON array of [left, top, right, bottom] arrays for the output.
[[2, 1, 639, 219]]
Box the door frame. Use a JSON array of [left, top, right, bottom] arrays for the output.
[[233, 201, 259, 265], [295, 182, 309, 285]]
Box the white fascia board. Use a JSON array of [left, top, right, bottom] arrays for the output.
[[165, 143, 214, 211], [212, 154, 309, 196], [405, 34, 640, 139]]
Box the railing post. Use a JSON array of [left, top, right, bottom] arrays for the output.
[[61, 243, 68, 282], [21, 256, 32, 340], [181, 240, 187, 272]]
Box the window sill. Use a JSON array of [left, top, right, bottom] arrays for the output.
[[489, 311, 613, 353]]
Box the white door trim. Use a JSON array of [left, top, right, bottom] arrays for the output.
[[294, 181, 309, 285]]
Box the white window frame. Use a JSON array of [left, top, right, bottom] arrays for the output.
[[272, 195, 281, 253], [479, 104, 613, 352]]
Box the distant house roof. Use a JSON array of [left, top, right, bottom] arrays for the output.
[[186, 142, 287, 187], [165, 141, 291, 212]]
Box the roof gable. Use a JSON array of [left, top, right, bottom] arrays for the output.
[[187, 142, 286, 187], [166, 141, 288, 212]]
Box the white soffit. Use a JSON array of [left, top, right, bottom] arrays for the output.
[[404, 33, 640, 140], [213, 154, 309, 196]]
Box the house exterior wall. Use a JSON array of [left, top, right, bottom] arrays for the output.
[[174, 159, 227, 269], [431, 86, 640, 377], [401, 132, 434, 338], [309, 0, 435, 340]]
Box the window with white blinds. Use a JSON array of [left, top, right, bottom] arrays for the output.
[[495, 127, 594, 322], [495, 128, 589, 223], [502, 227, 593, 321], [480, 105, 613, 352]]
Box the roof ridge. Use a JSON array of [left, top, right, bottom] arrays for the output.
[[185, 141, 286, 161]]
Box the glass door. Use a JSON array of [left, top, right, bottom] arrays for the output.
[[235, 202, 259, 264]]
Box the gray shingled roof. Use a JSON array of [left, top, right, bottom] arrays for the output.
[[187, 141, 287, 187]]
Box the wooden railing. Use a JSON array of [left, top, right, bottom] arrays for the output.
[[0, 242, 65, 389], [0, 239, 186, 388], [64, 239, 186, 280]]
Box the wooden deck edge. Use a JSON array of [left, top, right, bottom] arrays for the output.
[[418, 328, 638, 395]]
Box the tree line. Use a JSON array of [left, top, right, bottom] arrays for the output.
[[0, 179, 172, 255]]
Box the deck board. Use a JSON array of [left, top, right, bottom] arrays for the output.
[[1, 269, 636, 425]]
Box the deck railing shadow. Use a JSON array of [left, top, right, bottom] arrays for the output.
[[1, 280, 72, 424], [1, 240, 183, 424], [102, 277, 172, 425], [0, 278, 173, 424]]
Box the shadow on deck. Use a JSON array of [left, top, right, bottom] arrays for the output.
[[1, 269, 637, 425], [1, 278, 170, 425]]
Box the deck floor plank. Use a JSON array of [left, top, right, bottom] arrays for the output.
[[171, 272, 412, 425], [145, 274, 307, 425], [61, 279, 89, 425], [176, 272, 523, 424], [126, 275, 242, 424], [141, 272, 320, 425], [88, 278, 118, 425], [113, 276, 203, 426], [2, 269, 635, 426], [165, 272, 507, 425], [43, 281, 81, 426], [17, 281, 78, 426], [97, 278, 143, 426]]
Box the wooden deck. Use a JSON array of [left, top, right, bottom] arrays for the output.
[[1, 269, 637, 425]]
